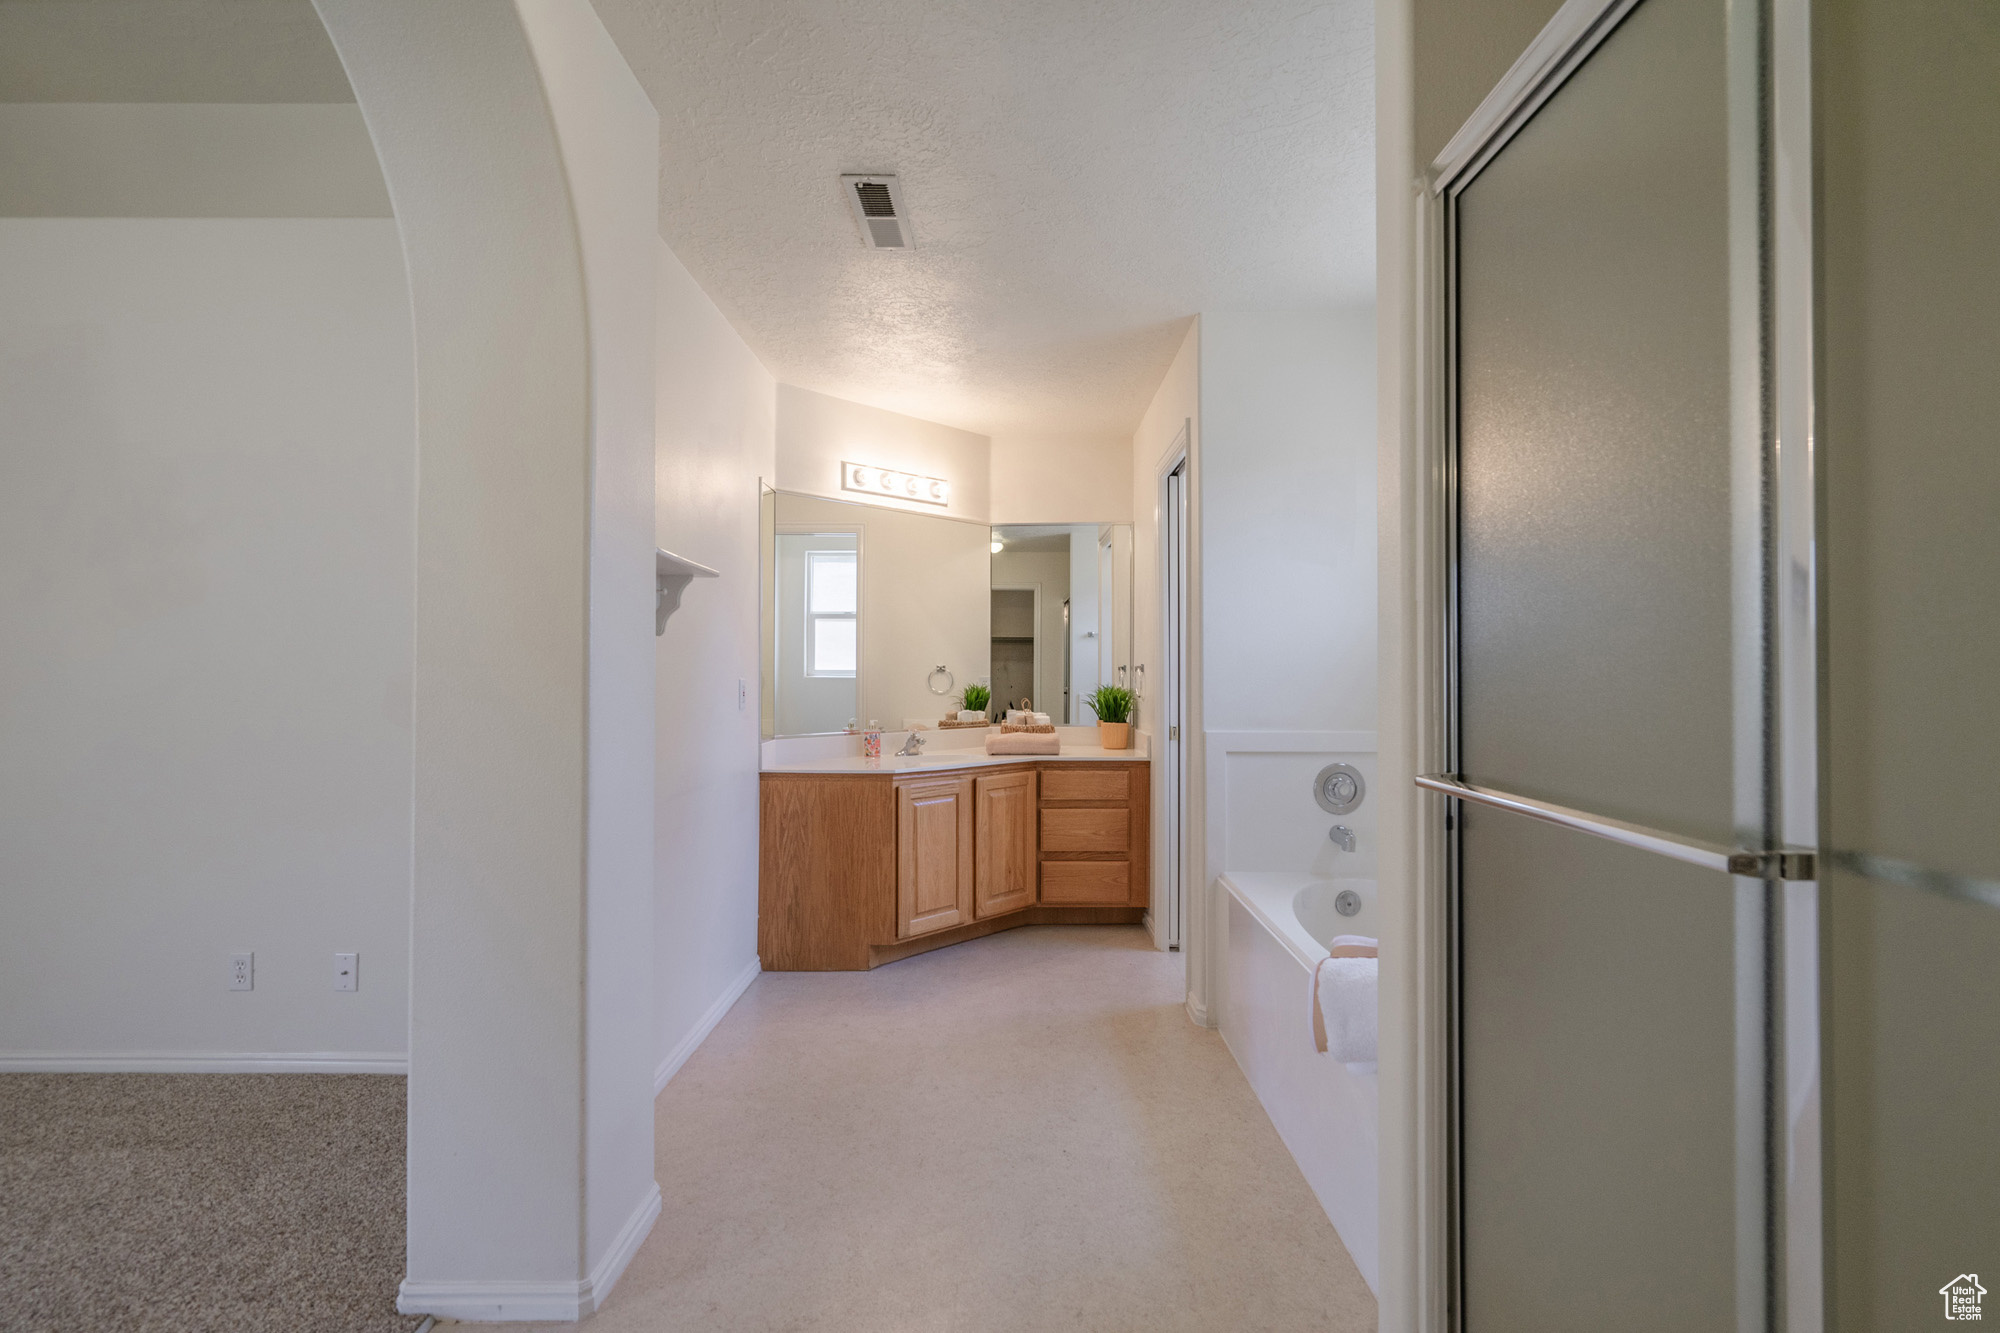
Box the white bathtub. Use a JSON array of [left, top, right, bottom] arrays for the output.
[[1218, 871, 1379, 1294]]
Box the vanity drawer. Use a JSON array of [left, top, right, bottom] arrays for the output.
[[1040, 860, 1129, 904], [1039, 807, 1128, 852], [1040, 767, 1130, 804]]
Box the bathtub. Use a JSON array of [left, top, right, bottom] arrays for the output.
[[1218, 872, 1379, 1294]]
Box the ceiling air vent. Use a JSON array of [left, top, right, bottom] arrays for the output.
[[840, 173, 913, 250]]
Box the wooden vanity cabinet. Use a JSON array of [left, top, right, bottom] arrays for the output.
[[1038, 764, 1148, 906], [760, 759, 1149, 970], [973, 769, 1037, 919], [895, 774, 974, 938]]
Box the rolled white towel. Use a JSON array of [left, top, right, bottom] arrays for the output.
[[1028, 711, 1051, 726], [1311, 955, 1378, 1064]]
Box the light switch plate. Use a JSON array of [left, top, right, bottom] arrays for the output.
[[333, 952, 358, 992]]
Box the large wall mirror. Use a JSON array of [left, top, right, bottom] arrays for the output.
[[760, 488, 1132, 738]]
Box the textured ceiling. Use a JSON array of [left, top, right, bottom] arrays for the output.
[[592, 0, 1374, 440], [0, 0, 352, 102]]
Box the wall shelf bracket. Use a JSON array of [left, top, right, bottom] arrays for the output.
[[656, 547, 720, 634]]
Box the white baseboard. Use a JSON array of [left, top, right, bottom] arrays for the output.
[[397, 1183, 661, 1322], [653, 955, 760, 1095], [0, 1050, 407, 1074], [1186, 993, 1213, 1029], [396, 1278, 590, 1323], [584, 1180, 660, 1311]]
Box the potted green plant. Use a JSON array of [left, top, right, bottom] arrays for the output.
[[1085, 684, 1134, 750], [959, 682, 992, 720]]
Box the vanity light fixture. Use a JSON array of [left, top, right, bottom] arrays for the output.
[[841, 461, 949, 507]]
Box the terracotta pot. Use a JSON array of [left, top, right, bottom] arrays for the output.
[[1098, 721, 1131, 751]]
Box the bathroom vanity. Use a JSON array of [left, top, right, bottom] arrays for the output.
[[759, 752, 1150, 970]]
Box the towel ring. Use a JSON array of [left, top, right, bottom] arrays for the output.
[[927, 665, 954, 696]]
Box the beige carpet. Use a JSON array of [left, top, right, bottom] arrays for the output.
[[0, 1072, 415, 1333], [510, 925, 1375, 1333]]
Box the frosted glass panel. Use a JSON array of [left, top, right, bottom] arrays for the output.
[[1451, 0, 1749, 1322], [1820, 1, 2000, 1325], [1460, 808, 1737, 1332], [1455, 0, 1735, 843]]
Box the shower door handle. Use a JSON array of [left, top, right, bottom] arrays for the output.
[[1416, 773, 1817, 881]]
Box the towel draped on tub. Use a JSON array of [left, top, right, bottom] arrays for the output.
[[1311, 940, 1379, 1064]]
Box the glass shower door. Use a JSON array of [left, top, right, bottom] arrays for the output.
[[1819, 1, 2000, 1327], [1431, 0, 1795, 1326]]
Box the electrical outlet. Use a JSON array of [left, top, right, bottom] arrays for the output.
[[228, 952, 254, 991], [333, 952, 358, 992], [737, 679, 747, 712]]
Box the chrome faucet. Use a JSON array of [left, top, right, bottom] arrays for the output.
[[896, 732, 927, 757], [1328, 825, 1355, 852]]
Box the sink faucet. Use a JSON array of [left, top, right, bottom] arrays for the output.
[[1328, 825, 1355, 852], [896, 732, 927, 757]]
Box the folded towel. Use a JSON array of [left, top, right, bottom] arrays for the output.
[[985, 731, 1060, 755], [1311, 955, 1378, 1063], [1329, 933, 1378, 958]]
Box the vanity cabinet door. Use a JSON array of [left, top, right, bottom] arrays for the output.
[[896, 775, 974, 939], [974, 769, 1037, 919]]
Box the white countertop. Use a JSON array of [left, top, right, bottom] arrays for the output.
[[761, 728, 1148, 775]]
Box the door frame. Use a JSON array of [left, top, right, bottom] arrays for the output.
[[1407, 0, 1824, 1328], [1158, 428, 1191, 956]]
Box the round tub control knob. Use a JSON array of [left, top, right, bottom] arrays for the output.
[[1334, 889, 1362, 918], [1313, 762, 1366, 815]]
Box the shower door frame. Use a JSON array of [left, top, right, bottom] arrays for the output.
[[1413, 0, 1825, 1328]]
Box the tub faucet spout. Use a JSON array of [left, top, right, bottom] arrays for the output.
[[1328, 825, 1355, 852]]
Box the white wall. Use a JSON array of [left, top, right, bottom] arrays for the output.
[[518, 0, 662, 1291], [990, 431, 1133, 524], [773, 493, 991, 728], [650, 236, 771, 1098], [0, 102, 390, 218], [1195, 307, 1378, 1029], [0, 218, 414, 1069], [776, 383, 991, 523], [1199, 308, 1378, 732], [1131, 320, 1201, 960], [318, 0, 662, 1317]]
